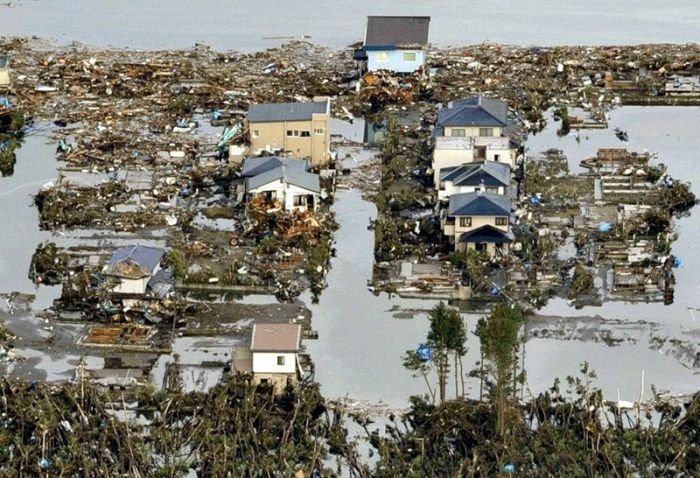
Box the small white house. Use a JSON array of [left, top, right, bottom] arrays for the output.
[[250, 323, 302, 394], [246, 162, 320, 212], [104, 245, 165, 296]]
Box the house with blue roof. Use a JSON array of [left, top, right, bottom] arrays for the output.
[[438, 161, 511, 201], [357, 16, 430, 74], [248, 97, 331, 167], [432, 96, 517, 183], [442, 191, 513, 256], [105, 245, 166, 296]]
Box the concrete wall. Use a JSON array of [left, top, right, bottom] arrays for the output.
[[249, 115, 330, 167], [367, 49, 425, 73], [248, 179, 318, 212], [252, 351, 298, 375], [112, 277, 149, 295]]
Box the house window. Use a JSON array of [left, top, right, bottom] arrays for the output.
[[495, 217, 508, 226], [277, 355, 285, 366], [459, 217, 472, 227], [487, 187, 498, 193], [252, 130, 260, 138], [314, 128, 325, 135], [403, 52, 416, 62], [494, 154, 500, 162], [375, 52, 389, 63], [479, 128, 494, 137], [451, 128, 466, 137], [300, 131, 311, 137], [287, 130, 300, 137]]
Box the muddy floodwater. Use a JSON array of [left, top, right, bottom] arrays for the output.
[[1, 1, 698, 51]]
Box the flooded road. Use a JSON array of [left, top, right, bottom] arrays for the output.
[[1, 1, 698, 51]]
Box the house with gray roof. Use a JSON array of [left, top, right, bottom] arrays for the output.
[[246, 163, 320, 213], [432, 95, 517, 182], [443, 192, 513, 255], [438, 161, 511, 201], [248, 97, 331, 167], [240, 156, 310, 178], [356, 16, 430, 74], [104, 245, 166, 296]]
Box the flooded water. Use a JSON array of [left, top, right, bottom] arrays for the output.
[[0, 1, 698, 51]]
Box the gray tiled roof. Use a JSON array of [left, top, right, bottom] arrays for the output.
[[448, 192, 511, 217], [365, 16, 430, 47], [241, 156, 309, 177], [248, 100, 328, 123], [436, 96, 508, 128], [247, 164, 320, 193], [109, 245, 165, 273], [459, 225, 514, 243], [441, 161, 511, 187]]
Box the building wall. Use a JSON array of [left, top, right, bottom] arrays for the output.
[[112, 277, 149, 295], [0, 69, 10, 89], [249, 115, 330, 167], [453, 215, 509, 236], [367, 49, 425, 73], [252, 351, 298, 375], [248, 179, 319, 212], [253, 372, 297, 394]]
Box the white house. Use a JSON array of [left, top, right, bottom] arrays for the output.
[[250, 323, 302, 394], [432, 96, 517, 183], [104, 245, 165, 296], [358, 16, 430, 74], [0, 55, 10, 90], [245, 161, 320, 213], [438, 161, 511, 201]]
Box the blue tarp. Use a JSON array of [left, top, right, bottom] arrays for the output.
[[416, 343, 432, 362], [598, 222, 613, 233], [674, 257, 683, 268]]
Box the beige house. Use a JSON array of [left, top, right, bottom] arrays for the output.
[[248, 98, 331, 168], [250, 323, 302, 394], [442, 192, 513, 256], [432, 96, 517, 183], [0, 55, 10, 90]]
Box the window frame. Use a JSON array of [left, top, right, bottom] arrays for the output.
[[450, 128, 466, 137], [276, 355, 286, 366], [403, 51, 417, 62], [459, 217, 472, 228], [479, 127, 494, 137], [495, 216, 508, 226]]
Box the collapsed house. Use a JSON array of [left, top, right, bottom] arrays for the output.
[[104, 245, 167, 297]]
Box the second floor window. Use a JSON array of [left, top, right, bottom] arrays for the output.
[[403, 52, 416, 62], [300, 131, 311, 137], [277, 356, 286, 366], [495, 217, 508, 226], [459, 217, 472, 227], [479, 128, 494, 136], [451, 128, 466, 137]]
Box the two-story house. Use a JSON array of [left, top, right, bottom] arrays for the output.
[[443, 192, 513, 256], [357, 16, 431, 74], [247, 97, 331, 168], [438, 161, 511, 202], [250, 323, 302, 394], [432, 96, 517, 184]]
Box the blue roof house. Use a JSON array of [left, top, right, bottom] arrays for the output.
[[443, 192, 513, 256], [360, 16, 430, 74], [105, 245, 166, 296]]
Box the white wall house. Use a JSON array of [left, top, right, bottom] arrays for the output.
[[250, 323, 302, 394], [246, 163, 320, 212], [433, 136, 515, 185], [104, 245, 165, 296]]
